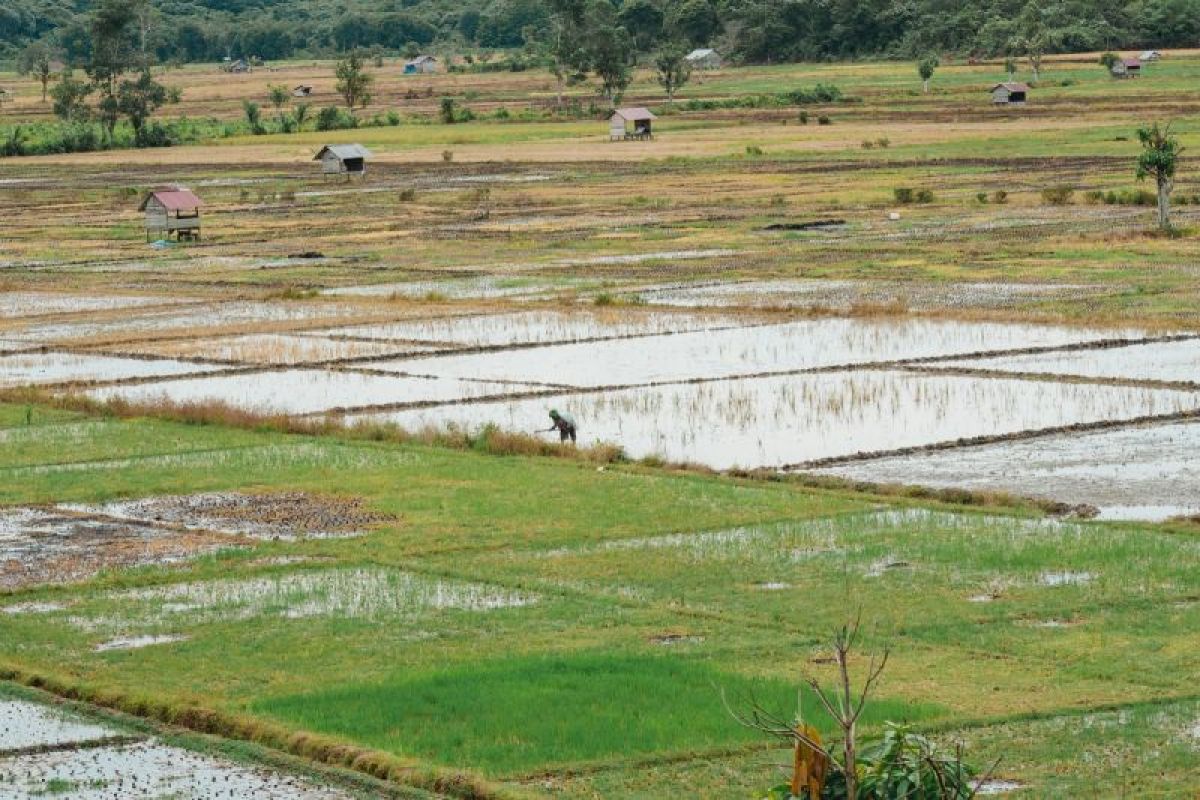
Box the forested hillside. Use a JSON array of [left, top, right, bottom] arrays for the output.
[[3, 0, 1198, 66]]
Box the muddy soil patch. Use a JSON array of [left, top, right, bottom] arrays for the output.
[[63, 491, 396, 541], [0, 508, 242, 591]]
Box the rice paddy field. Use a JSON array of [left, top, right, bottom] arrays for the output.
[[1, 49, 1200, 798]]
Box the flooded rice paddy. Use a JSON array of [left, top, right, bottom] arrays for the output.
[[100, 333, 437, 365], [0, 352, 223, 387], [4, 290, 1197, 518], [317, 308, 746, 348], [638, 280, 1104, 311], [374, 318, 1145, 388], [940, 338, 1200, 385], [814, 418, 1200, 521], [0, 700, 115, 751], [0, 698, 354, 799], [356, 370, 1198, 468], [86, 368, 547, 414], [56, 567, 537, 634], [0, 292, 189, 319]]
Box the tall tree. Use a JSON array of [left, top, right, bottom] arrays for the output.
[[1013, 1, 1048, 81], [584, 0, 633, 104], [917, 54, 938, 93], [267, 83, 290, 125], [335, 52, 374, 113], [655, 43, 692, 102], [117, 68, 167, 142], [18, 41, 58, 103], [87, 0, 138, 139], [618, 0, 665, 52], [542, 0, 588, 107], [1136, 121, 1183, 231], [50, 68, 91, 123]]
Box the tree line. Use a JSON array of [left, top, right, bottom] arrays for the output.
[[3, 0, 1199, 67]]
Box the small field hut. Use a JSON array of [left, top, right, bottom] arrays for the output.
[[990, 82, 1029, 105], [314, 144, 373, 178], [1140, 50, 1162, 61], [404, 56, 438, 75], [685, 48, 722, 69], [139, 188, 202, 241], [292, 85, 313, 98], [1111, 57, 1142, 78], [610, 108, 656, 141]]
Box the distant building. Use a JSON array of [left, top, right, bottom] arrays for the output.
[[990, 81, 1029, 105], [292, 85, 313, 98], [609, 108, 657, 141], [1140, 50, 1162, 61], [226, 58, 251, 74], [314, 144, 373, 178], [404, 56, 438, 75], [1111, 57, 1142, 78], [139, 188, 202, 241], [685, 48, 722, 70]]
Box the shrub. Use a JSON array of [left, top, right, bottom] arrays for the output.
[[780, 83, 842, 104], [386, 110, 401, 126], [875, 137, 890, 148], [316, 106, 356, 131], [398, 188, 416, 202], [442, 149, 454, 162], [1083, 189, 1105, 203], [440, 97, 458, 124], [976, 192, 988, 203], [817, 115, 831, 125], [915, 188, 934, 203], [861, 140, 874, 149], [823, 723, 979, 800], [745, 145, 763, 156], [893, 187, 915, 203], [798, 110, 809, 124], [1041, 186, 1075, 204], [992, 190, 1008, 204]]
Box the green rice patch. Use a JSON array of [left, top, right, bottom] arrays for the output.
[[252, 652, 942, 775]]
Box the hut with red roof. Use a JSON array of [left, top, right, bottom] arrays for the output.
[[139, 187, 202, 241]]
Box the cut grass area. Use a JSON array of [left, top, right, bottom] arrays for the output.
[[251, 652, 941, 776]]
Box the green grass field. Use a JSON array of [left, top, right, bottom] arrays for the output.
[[0, 402, 1197, 797]]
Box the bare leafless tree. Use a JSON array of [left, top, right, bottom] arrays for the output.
[[806, 611, 889, 800]]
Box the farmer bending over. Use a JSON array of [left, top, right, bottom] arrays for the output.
[[547, 409, 577, 443]]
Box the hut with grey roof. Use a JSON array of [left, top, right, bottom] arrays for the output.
[[990, 82, 1029, 105], [314, 144, 373, 178], [1111, 57, 1142, 78], [685, 48, 722, 69], [609, 108, 657, 141]]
